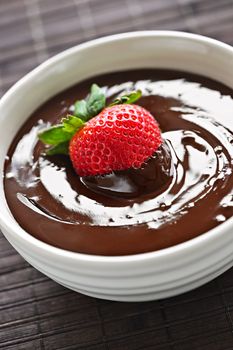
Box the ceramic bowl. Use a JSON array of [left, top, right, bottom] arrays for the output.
[[0, 31, 233, 301]]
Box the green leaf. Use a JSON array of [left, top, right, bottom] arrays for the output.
[[74, 100, 89, 120], [38, 125, 71, 145], [39, 115, 84, 149], [109, 90, 142, 106], [62, 115, 84, 134], [74, 84, 106, 121], [46, 141, 69, 156], [86, 84, 106, 119]]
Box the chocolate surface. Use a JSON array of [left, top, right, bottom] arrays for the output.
[[4, 70, 233, 255]]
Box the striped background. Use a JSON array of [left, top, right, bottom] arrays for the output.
[[0, 1, 233, 349]]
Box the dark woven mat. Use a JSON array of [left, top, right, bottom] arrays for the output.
[[1, 0, 233, 349]]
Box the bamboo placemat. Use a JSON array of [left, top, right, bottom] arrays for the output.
[[0, 0, 233, 349]]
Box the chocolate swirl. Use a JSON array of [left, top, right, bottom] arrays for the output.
[[4, 70, 233, 255]]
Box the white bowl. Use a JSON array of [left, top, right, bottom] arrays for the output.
[[0, 31, 233, 302]]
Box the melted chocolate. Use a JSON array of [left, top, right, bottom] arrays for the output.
[[82, 142, 173, 199], [4, 70, 233, 255]]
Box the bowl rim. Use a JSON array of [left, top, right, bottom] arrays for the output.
[[0, 30, 233, 263]]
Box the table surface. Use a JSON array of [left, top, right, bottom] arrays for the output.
[[1, 0, 233, 349]]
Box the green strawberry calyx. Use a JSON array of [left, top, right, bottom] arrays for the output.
[[38, 84, 142, 156]]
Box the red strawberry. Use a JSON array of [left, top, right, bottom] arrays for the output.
[[38, 85, 163, 177], [69, 104, 162, 177]]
